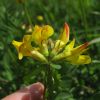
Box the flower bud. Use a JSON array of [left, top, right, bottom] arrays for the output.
[[31, 50, 48, 63]]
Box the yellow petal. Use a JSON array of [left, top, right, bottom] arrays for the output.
[[32, 25, 54, 45], [54, 40, 65, 50], [65, 38, 75, 51], [71, 42, 89, 55], [52, 39, 75, 61], [23, 35, 32, 43], [12, 37, 33, 60], [59, 23, 69, 44], [52, 51, 71, 61], [12, 40, 23, 51], [70, 55, 91, 65], [50, 40, 65, 56], [18, 52, 23, 60], [41, 25, 54, 40], [19, 43, 32, 57], [32, 25, 42, 45]]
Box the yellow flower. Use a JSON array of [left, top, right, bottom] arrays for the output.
[[52, 39, 91, 65], [32, 25, 54, 45], [12, 35, 47, 62], [59, 23, 69, 44], [51, 23, 69, 56], [37, 15, 43, 21], [32, 25, 54, 56], [32, 25, 42, 45], [67, 55, 91, 65], [42, 25, 54, 40], [66, 42, 91, 65], [12, 35, 32, 60]]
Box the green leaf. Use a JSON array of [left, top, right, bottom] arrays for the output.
[[50, 63, 62, 70], [55, 93, 75, 100], [92, 60, 100, 64], [0, 42, 4, 50]]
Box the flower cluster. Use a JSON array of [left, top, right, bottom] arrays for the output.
[[12, 23, 91, 65]]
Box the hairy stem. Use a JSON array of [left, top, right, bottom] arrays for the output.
[[45, 63, 54, 100]]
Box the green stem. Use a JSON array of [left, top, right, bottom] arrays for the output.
[[22, 1, 33, 27], [45, 63, 54, 100]]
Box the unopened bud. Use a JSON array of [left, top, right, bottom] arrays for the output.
[[31, 50, 48, 63]]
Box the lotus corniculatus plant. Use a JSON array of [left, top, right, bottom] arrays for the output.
[[12, 23, 91, 99]]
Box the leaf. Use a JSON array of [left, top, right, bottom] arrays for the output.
[[0, 42, 4, 50], [89, 37, 100, 45], [92, 60, 100, 64], [55, 92, 75, 100], [50, 63, 62, 70]]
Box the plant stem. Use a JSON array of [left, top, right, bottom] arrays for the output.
[[45, 63, 54, 100]]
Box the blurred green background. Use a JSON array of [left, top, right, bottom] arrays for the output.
[[0, 0, 100, 99]]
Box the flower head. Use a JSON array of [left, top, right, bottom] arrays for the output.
[[12, 23, 91, 65]]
